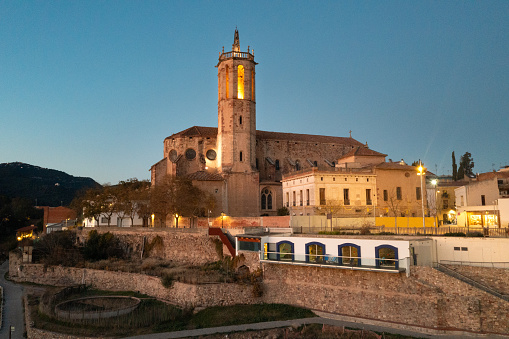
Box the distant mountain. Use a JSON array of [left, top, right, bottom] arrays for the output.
[[0, 162, 100, 206]]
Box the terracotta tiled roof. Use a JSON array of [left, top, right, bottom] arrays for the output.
[[256, 130, 364, 145], [165, 126, 218, 140], [375, 162, 419, 171], [164, 126, 364, 146], [476, 171, 509, 182], [339, 146, 387, 160], [186, 171, 224, 181]]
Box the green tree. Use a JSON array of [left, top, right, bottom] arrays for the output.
[[116, 178, 151, 226], [457, 152, 474, 179], [452, 151, 458, 181]]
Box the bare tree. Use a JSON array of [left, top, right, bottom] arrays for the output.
[[150, 175, 203, 227]]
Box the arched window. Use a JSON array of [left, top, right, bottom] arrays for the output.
[[375, 245, 399, 270], [338, 243, 361, 266], [313, 161, 318, 167], [251, 69, 255, 100], [295, 160, 300, 171], [276, 241, 294, 261], [225, 65, 229, 99], [237, 65, 244, 99], [306, 242, 325, 263], [261, 188, 272, 210]]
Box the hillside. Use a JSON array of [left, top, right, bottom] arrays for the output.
[[0, 162, 100, 206]]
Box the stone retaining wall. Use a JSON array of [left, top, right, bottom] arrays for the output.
[[261, 263, 509, 334], [76, 228, 223, 264], [444, 265, 509, 295], [11, 252, 257, 309]]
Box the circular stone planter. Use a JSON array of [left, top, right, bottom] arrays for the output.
[[55, 296, 141, 320]]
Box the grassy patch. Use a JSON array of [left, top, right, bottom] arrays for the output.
[[188, 303, 315, 329]]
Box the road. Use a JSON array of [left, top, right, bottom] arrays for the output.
[[0, 260, 25, 339]]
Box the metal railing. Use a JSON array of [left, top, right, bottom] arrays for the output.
[[260, 251, 407, 272], [438, 260, 509, 269]]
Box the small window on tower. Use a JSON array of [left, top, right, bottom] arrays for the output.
[[240, 151, 243, 162], [239, 115, 242, 125]]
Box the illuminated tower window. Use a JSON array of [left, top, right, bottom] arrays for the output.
[[225, 65, 229, 99], [237, 65, 244, 99]]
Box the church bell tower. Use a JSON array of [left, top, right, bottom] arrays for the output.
[[216, 29, 257, 173]]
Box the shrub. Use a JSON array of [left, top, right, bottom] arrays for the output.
[[276, 207, 290, 216], [161, 273, 175, 288], [443, 232, 467, 237], [467, 231, 484, 237], [83, 230, 125, 261]]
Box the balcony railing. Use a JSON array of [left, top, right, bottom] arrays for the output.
[[260, 251, 408, 273], [219, 51, 254, 61]]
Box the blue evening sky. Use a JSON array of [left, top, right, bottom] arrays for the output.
[[1, 1, 508, 184]]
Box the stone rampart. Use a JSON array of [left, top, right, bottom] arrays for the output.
[[444, 264, 509, 295]]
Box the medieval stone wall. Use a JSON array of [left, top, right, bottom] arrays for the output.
[[443, 264, 509, 295]]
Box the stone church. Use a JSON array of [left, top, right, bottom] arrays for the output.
[[151, 30, 366, 217]]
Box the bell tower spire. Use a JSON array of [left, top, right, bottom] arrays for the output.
[[216, 29, 257, 173], [232, 28, 240, 52]]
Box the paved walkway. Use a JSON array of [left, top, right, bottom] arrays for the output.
[[0, 260, 25, 339], [123, 311, 509, 339]]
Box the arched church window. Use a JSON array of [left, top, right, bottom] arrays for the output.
[[185, 148, 196, 160], [169, 149, 178, 163], [261, 188, 272, 210], [237, 65, 244, 99], [225, 65, 229, 99]]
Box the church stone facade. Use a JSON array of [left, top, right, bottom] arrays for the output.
[[151, 30, 366, 217]]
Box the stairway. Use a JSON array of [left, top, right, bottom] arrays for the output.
[[435, 263, 509, 302], [208, 227, 236, 257]]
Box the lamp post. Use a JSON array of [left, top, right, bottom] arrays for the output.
[[418, 162, 425, 234], [431, 179, 439, 229]]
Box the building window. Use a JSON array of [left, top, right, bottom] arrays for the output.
[[383, 190, 388, 202], [338, 243, 361, 266], [375, 245, 399, 270], [416, 187, 421, 200], [275, 159, 280, 170], [306, 242, 325, 263], [239, 115, 242, 125], [295, 160, 300, 171], [344, 189, 350, 205], [481, 195, 486, 206], [366, 189, 372, 205], [306, 189, 310, 206], [276, 241, 294, 261], [286, 192, 289, 207], [237, 65, 244, 99], [299, 190, 303, 206], [396, 187, 402, 200], [443, 200, 448, 209], [240, 151, 243, 162], [319, 188, 326, 205], [293, 191, 296, 206], [314, 161, 318, 167], [256, 158, 259, 169], [321, 177, 323, 181]]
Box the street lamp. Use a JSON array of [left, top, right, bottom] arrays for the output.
[[431, 179, 439, 230], [417, 162, 425, 234]]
